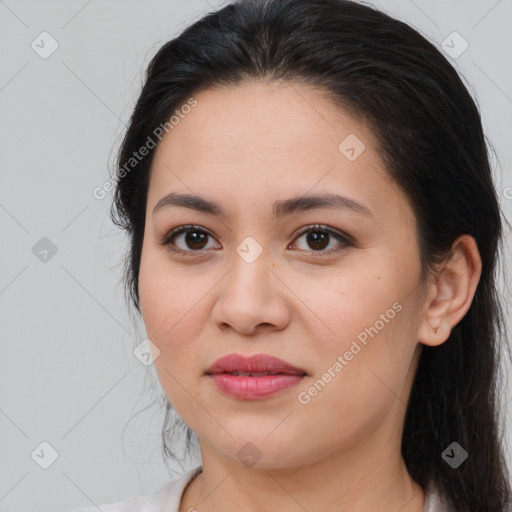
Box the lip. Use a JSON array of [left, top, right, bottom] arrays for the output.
[[206, 353, 307, 400], [206, 353, 307, 375]]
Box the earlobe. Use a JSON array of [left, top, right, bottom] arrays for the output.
[[419, 316, 452, 347], [418, 234, 482, 347], [418, 319, 453, 347]]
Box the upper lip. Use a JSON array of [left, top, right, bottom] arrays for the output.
[[206, 353, 307, 375]]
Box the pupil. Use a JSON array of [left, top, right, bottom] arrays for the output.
[[307, 230, 328, 250], [186, 230, 207, 249]]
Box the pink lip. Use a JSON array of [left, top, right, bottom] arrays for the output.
[[206, 353, 307, 400], [206, 353, 307, 375]]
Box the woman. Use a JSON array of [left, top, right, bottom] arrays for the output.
[[73, 0, 512, 510]]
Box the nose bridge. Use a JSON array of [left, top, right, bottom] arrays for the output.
[[211, 237, 289, 334], [228, 235, 272, 299]]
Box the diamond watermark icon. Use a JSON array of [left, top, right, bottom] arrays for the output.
[[31, 441, 59, 469], [134, 338, 161, 366], [32, 237, 58, 263], [236, 236, 263, 264], [441, 32, 468, 59], [31, 31, 59, 59], [237, 441, 262, 468], [338, 134, 366, 161], [441, 441, 468, 468]]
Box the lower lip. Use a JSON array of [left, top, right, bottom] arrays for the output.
[[208, 373, 305, 400]]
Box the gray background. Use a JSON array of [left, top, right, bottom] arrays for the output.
[[1, 0, 511, 510]]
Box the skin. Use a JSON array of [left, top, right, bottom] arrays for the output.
[[138, 81, 482, 512]]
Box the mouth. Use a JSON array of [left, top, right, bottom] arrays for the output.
[[205, 353, 307, 400], [207, 372, 306, 400], [217, 370, 307, 377], [205, 353, 307, 376]]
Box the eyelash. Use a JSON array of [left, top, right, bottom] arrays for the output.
[[160, 223, 353, 257]]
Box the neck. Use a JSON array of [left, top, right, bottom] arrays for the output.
[[180, 435, 425, 512]]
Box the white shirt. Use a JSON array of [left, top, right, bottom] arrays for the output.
[[69, 465, 454, 511]]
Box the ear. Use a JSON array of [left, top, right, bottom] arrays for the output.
[[418, 234, 482, 347]]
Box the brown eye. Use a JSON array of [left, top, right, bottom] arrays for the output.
[[291, 224, 352, 254], [182, 229, 208, 250], [161, 223, 352, 257], [305, 230, 330, 250], [162, 225, 219, 254]]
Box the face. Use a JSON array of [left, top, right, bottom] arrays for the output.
[[138, 81, 427, 470]]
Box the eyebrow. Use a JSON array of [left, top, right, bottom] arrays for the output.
[[152, 192, 373, 219]]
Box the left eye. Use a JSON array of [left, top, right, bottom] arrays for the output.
[[291, 224, 352, 253], [161, 224, 351, 255]]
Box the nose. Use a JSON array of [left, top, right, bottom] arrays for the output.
[[211, 250, 291, 336]]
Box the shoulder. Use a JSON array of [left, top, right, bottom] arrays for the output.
[[423, 482, 453, 512], [67, 465, 202, 512]]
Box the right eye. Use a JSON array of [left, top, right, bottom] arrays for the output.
[[161, 225, 220, 255]]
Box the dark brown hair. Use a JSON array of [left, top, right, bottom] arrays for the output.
[[111, 0, 512, 509]]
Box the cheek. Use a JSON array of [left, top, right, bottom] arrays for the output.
[[293, 267, 403, 353], [138, 252, 212, 390], [139, 246, 200, 338], [293, 270, 413, 406], [292, 319, 412, 459], [138, 269, 205, 410]]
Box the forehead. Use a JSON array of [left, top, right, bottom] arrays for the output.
[[148, 81, 411, 227], [153, 80, 378, 166]]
